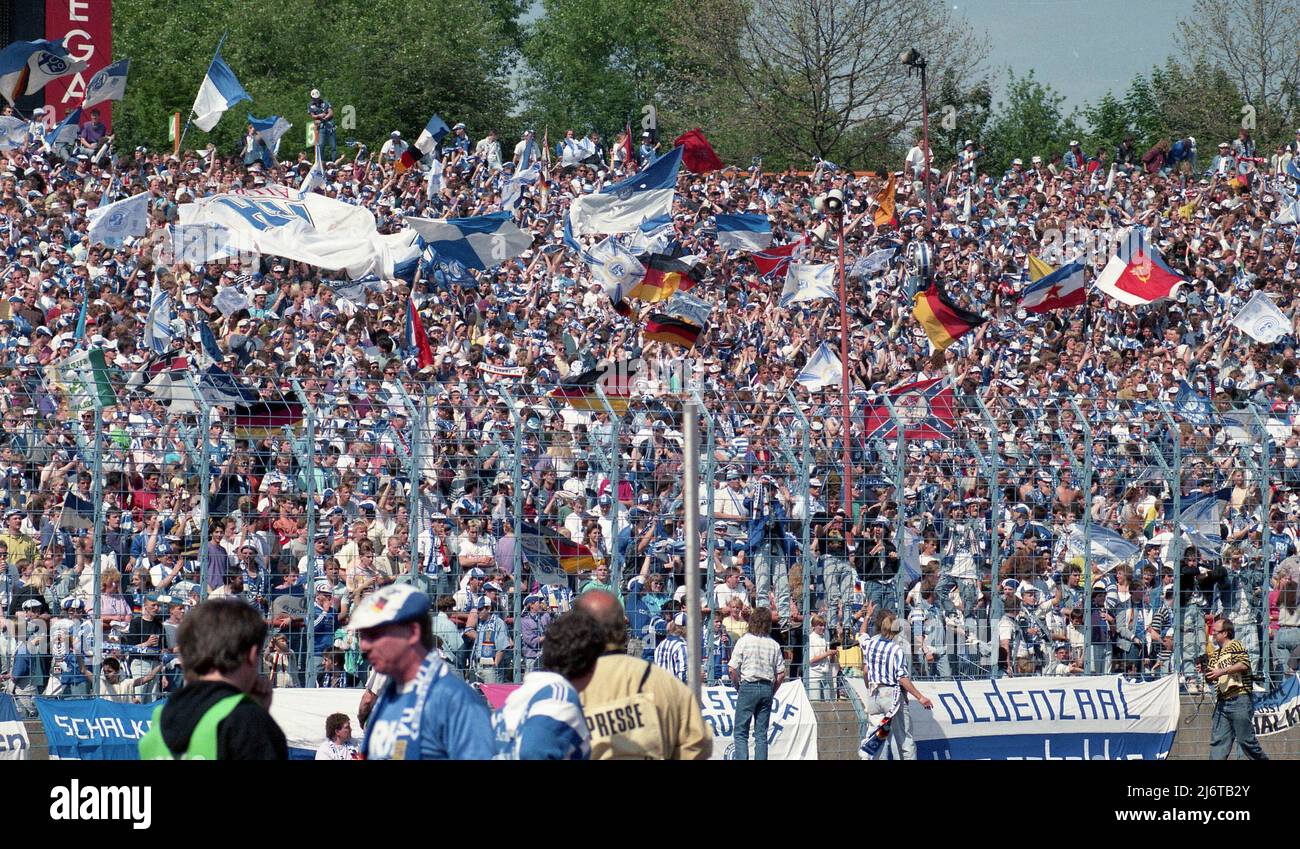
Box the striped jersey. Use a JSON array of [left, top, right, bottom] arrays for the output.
[[859, 634, 907, 686], [492, 671, 591, 760], [653, 634, 690, 684]]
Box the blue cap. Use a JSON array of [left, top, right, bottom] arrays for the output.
[[346, 584, 430, 630]]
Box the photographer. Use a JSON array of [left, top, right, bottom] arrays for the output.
[[1203, 617, 1268, 760]]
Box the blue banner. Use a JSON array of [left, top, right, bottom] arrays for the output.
[[35, 698, 161, 760], [1253, 673, 1300, 737], [0, 694, 31, 760]]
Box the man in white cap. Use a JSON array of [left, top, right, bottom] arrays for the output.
[[380, 130, 408, 164], [307, 88, 336, 159], [352, 584, 494, 759]]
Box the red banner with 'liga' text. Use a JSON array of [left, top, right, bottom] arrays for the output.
[[44, 0, 114, 129]]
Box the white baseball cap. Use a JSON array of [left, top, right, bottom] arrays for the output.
[[347, 584, 430, 630]]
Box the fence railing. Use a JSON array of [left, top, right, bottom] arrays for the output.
[[2, 375, 1296, 714]]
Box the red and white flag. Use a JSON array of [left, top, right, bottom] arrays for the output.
[[1093, 226, 1185, 307]]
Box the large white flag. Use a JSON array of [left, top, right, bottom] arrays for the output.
[[795, 342, 843, 391], [1231, 292, 1291, 343], [86, 191, 151, 248], [780, 262, 837, 307]]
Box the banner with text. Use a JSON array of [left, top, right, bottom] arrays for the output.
[[848, 675, 1179, 760], [1253, 673, 1300, 737], [35, 697, 158, 760], [699, 681, 818, 760], [45, 0, 114, 126], [0, 694, 32, 760]]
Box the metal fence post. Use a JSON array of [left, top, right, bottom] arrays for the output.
[[787, 394, 813, 689], [1249, 407, 1274, 680], [683, 397, 702, 698], [594, 386, 624, 589], [289, 381, 318, 687], [880, 397, 907, 615], [195, 398, 212, 604], [693, 389, 717, 683], [1154, 403, 1183, 683], [974, 396, 1004, 677], [502, 387, 525, 683], [89, 405, 105, 696], [1068, 399, 1094, 674]]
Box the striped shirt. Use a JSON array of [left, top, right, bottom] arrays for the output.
[[728, 633, 784, 683], [653, 635, 690, 684], [493, 671, 591, 760], [859, 634, 907, 686], [1208, 638, 1252, 700]]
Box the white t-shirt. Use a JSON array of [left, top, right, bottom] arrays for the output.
[[315, 738, 360, 760]]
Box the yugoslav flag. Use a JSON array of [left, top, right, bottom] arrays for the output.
[[0, 38, 87, 104], [405, 212, 532, 271], [1019, 260, 1086, 313], [82, 59, 130, 109], [568, 145, 682, 237], [1092, 226, 1185, 306], [191, 49, 251, 132], [796, 342, 843, 391], [779, 262, 837, 307], [715, 213, 772, 251]]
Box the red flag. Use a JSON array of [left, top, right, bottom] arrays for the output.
[[396, 148, 419, 174], [406, 296, 435, 369], [861, 377, 957, 442], [673, 128, 724, 173], [750, 238, 806, 278], [620, 120, 637, 173]]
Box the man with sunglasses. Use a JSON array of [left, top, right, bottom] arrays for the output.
[[1203, 617, 1268, 760]]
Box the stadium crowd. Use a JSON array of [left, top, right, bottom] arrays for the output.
[[2, 95, 1300, 716]]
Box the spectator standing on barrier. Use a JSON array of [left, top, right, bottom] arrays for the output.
[[728, 606, 784, 761], [316, 713, 360, 760], [1204, 617, 1268, 760], [493, 608, 602, 759], [352, 585, 494, 759], [574, 590, 711, 760], [857, 611, 932, 761], [138, 599, 287, 760]]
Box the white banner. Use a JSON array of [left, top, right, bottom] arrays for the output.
[[1253, 673, 1300, 737], [178, 186, 390, 279], [847, 675, 1179, 760], [699, 681, 819, 760], [0, 694, 31, 760], [268, 687, 366, 759]]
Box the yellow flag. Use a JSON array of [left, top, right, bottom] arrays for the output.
[[1027, 255, 1055, 282], [873, 173, 896, 227]]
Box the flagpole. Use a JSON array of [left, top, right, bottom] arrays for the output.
[[178, 30, 228, 156], [835, 211, 853, 521]]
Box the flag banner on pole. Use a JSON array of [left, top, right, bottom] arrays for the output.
[[584, 237, 645, 308], [0, 116, 27, 150], [191, 49, 251, 132], [873, 173, 897, 227], [44, 107, 81, 154], [567, 145, 682, 237], [86, 191, 150, 248], [549, 360, 638, 416], [623, 214, 674, 255], [1062, 523, 1140, 572], [248, 114, 292, 164], [1092, 226, 1185, 306], [405, 213, 532, 271], [404, 295, 435, 369], [1230, 291, 1291, 343], [0, 38, 87, 104], [913, 283, 985, 350], [795, 342, 843, 391], [1027, 254, 1055, 282], [415, 115, 450, 155], [862, 376, 956, 441], [672, 128, 724, 173], [82, 58, 129, 109], [780, 262, 837, 307], [751, 238, 807, 278], [1019, 260, 1086, 313], [1172, 379, 1218, 426], [630, 253, 695, 303], [715, 213, 772, 251], [850, 247, 895, 279]]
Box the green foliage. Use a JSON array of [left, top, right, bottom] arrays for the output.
[[930, 69, 993, 166], [981, 70, 1081, 174], [1082, 92, 1132, 158], [113, 0, 515, 156]]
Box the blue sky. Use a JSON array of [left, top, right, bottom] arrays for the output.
[[954, 0, 1187, 112]]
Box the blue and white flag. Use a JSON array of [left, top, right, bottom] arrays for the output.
[[248, 113, 292, 165], [851, 247, 896, 279], [43, 106, 81, 154], [426, 156, 445, 199], [0, 694, 30, 760], [584, 236, 645, 305], [1177, 488, 1231, 558], [197, 317, 224, 363], [714, 213, 772, 251], [795, 342, 843, 391], [171, 222, 239, 265], [1230, 291, 1291, 343], [415, 114, 450, 155], [779, 262, 837, 307], [1172, 379, 1218, 426], [0, 38, 87, 104], [405, 212, 532, 271], [35, 697, 157, 760], [623, 213, 674, 256], [81, 58, 130, 109], [86, 190, 150, 248], [1064, 523, 1140, 572], [298, 142, 326, 197], [0, 116, 27, 151], [568, 145, 682, 237], [191, 49, 251, 132], [142, 289, 176, 354], [200, 364, 261, 407], [500, 163, 540, 212], [1274, 197, 1300, 226]]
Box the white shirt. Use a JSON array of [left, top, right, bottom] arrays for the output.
[[315, 738, 360, 760], [728, 633, 785, 683]]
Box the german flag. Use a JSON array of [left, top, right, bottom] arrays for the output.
[[643, 314, 703, 349], [549, 362, 632, 416], [552, 536, 598, 573], [912, 283, 985, 350], [629, 254, 695, 303], [231, 399, 305, 436], [396, 148, 419, 175]]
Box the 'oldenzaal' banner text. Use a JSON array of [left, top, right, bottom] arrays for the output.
[[848, 675, 1179, 760]]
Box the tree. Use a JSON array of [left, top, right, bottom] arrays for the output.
[[114, 0, 516, 155], [1176, 0, 1300, 140], [982, 70, 1081, 174], [668, 0, 989, 169], [929, 69, 994, 169], [1082, 92, 1133, 160]]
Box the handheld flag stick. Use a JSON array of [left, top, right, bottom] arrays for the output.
[[178, 30, 228, 155]]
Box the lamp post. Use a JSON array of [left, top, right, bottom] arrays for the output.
[[899, 48, 933, 222], [821, 189, 852, 519]]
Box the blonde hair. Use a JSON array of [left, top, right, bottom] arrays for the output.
[[878, 612, 902, 636], [100, 567, 122, 589]]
